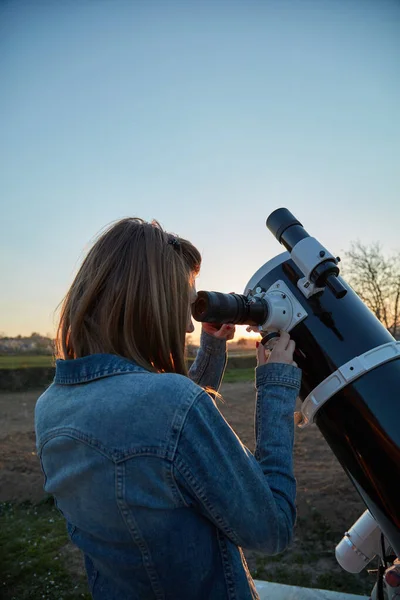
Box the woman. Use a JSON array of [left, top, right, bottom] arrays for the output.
[[35, 218, 301, 600]]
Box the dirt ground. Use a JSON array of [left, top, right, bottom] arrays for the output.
[[0, 383, 370, 593]]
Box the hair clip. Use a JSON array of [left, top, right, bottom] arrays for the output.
[[168, 237, 181, 248]]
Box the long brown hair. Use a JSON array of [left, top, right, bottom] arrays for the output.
[[56, 218, 201, 375]]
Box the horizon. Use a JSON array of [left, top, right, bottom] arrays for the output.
[[0, 329, 260, 344]]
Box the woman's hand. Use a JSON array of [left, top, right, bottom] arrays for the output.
[[202, 323, 236, 341], [256, 331, 297, 367]]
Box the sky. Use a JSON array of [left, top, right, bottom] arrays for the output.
[[1, 0, 399, 341]]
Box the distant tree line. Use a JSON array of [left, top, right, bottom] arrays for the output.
[[0, 333, 54, 355]]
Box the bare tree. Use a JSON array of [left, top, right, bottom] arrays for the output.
[[344, 242, 400, 339]]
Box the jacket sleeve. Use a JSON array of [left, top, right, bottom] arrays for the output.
[[187, 329, 227, 392], [173, 362, 301, 554]]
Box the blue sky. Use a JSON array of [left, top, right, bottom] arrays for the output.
[[1, 0, 399, 340]]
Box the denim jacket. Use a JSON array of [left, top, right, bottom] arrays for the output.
[[35, 331, 301, 600]]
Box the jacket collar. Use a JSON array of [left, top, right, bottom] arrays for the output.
[[54, 354, 148, 385]]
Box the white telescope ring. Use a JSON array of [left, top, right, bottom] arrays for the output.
[[300, 341, 400, 428]]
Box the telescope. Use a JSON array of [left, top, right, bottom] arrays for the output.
[[192, 208, 400, 599]]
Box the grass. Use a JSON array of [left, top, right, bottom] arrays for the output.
[[0, 499, 90, 600], [0, 355, 255, 381], [0, 355, 54, 369], [223, 367, 254, 383]]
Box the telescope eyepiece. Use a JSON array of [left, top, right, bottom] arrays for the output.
[[267, 208, 310, 252], [192, 291, 269, 327]]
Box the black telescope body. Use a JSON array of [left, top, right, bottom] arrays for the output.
[[260, 209, 400, 556]]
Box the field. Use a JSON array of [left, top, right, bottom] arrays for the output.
[[0, 356, 55, 369], [0, 345, 255, 369], [0, 352, 254, 370], [0, 362, 374, 599]]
